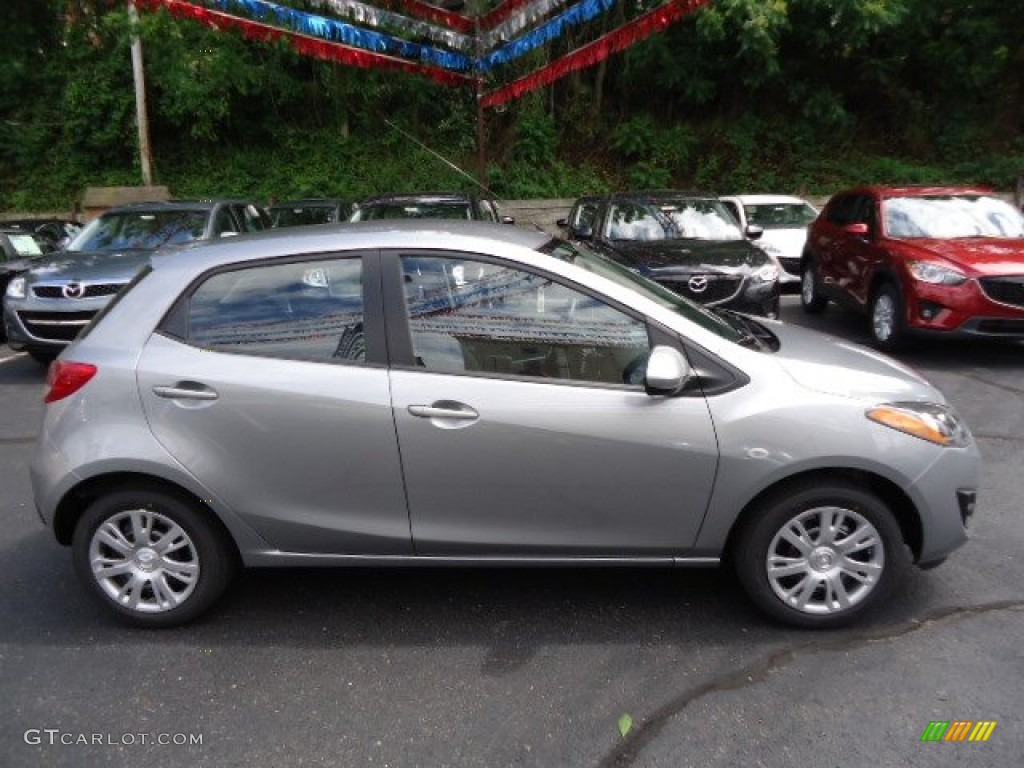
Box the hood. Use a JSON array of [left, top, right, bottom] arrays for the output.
[[895, 238, 1024, 275], [23, 248, 154, 284], [769, 322, 940, 403], [610, 239, 771, 275], [0, 256, 39, 275]]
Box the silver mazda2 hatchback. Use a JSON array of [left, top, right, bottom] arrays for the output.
[[31, 221, 979, 628]]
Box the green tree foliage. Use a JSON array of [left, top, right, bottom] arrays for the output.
[[0, 0, 1021, 210]]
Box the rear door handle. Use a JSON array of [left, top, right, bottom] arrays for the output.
[[408, 404, 478, 421], [152, 384, 219, 401]]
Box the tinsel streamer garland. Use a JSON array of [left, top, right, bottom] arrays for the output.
[[399, 0, 475, 33], [137, 0, 474, 86], [480, 0, 710, 107], [480, 0, 570, 49], [309, 0, 475, 51], [197, 0, 474, 70], [481, 0, 615, 69]]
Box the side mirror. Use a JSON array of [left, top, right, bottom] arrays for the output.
[[555, 218, 569, 229], [745, 224, 764, 241], [501, 216, 516, 225], [844, 222, 869, 237], [644, 346, 692, 397]]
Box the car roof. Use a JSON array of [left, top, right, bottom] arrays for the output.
[[834, 185, 996, 200], [102, 200, 253, 214], [357, 192, 483, 205], [269, 199, 347, 208], [723, 194, 813, 205], [155, 220, 551, 273]]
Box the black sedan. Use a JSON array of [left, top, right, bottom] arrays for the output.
[[559, 192, 781, 317], [1, 227, 50, 341]]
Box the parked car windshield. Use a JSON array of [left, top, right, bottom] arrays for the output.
[[607, 198, 744, 242], [744, 202, 818, 229], [271, 206, 337, 227], [541, 238, 744, 343], [883, 195, 1024, 239], [351, 202, 473, 221], [67, 210, 209, 252], [4, 233, 45, 257]]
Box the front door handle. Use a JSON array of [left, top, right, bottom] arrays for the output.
[[408, 403, 478, 421], [152, 383, 219, 401]]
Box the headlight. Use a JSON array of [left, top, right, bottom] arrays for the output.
[[754, 264, 779, 282], [907, 260, 967, 286], [866, 402, 971, 447], [5, 276, 26, 299]]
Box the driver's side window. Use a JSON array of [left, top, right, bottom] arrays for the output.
[[400, 254, 651, 386]]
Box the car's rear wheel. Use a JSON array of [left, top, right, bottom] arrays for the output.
[[72, 487, 235, 627], [869, 283, 906, 351], [733, 480, 909, 628], [800, 258, 827, 314]]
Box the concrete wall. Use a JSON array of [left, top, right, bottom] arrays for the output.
[[500, 199, 574, 236]]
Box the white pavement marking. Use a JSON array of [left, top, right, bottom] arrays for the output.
[[0, 352, 27, 364]]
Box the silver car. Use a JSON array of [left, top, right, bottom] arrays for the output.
[[30, 221, 979, 628]]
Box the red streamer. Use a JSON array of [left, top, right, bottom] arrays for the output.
[[479, 0, 538, 30], [398, 1, 475, 34], [138, 0, 474, 88], [481, 0, 710, 108]]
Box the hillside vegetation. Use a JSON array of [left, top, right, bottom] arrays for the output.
[[2, 0, 1021, 211]]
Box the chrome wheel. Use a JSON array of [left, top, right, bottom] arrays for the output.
[[872, 293, 896, 342], [765, 506, 884, 615], [88, 508, 200, 613], [801, 267, 816, 305]]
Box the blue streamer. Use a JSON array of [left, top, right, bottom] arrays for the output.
[[479, 0, 617, 71], [206, 0, 474, 71]]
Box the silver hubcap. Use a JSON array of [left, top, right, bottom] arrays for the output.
[[801, 268, 815, 304], [766, 506, 884, 615], [873, 294, 895, 341], [89, 509, 200, 613]]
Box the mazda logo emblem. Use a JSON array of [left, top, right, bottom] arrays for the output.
[[62, 283, 86, 299], [688, 276, 709, 293]]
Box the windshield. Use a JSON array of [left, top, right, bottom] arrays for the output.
[[540, 238, 743, 343], [744, 202, 818, 229], [5, 233, 44, 257], [351, 201, 473, 221], [272, 206, 336, 227], [68, 210, 209, 252], [605, 198, 743, 242], [883, 195, 1024, 239]]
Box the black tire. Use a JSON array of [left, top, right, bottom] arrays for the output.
[[869, 283, 907, 352], [732, 480, 910, 629], [71, 487, 236, 628], [28, 348, 57, 365], [800, 257, 827, 314]]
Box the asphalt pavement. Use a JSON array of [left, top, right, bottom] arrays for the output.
[[1, 297, 1022, 767]]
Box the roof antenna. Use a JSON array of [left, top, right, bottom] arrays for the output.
[[383, 118, 495, 198]]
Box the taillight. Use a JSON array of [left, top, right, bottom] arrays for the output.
[[44, 361, 97, 403]]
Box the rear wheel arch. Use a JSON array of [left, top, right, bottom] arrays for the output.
[[53, 473, 239, 564]]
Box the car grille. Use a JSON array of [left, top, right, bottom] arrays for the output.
[[657, 274, 744, 306], [979, 276, 1024, 309], [32, 282, 125, 299], [16, 310, 96, 342]]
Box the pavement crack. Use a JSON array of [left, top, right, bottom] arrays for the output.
[[597, 600, 1024, 768], [0, 436, 35, 444]]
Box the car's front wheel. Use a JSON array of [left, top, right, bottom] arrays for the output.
[[72, 487, 235, 627], [733, 480, 909, 628]]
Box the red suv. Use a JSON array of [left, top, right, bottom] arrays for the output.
[[800, 185, 1024, 349]]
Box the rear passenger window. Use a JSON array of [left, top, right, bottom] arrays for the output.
[[187, 258, 365, 362]]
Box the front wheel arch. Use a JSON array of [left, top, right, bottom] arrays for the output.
[[723, 469, 922, 566]]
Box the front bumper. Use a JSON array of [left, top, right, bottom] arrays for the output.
[[909, 441, 980, 566], [904, 277, 1024, 338]]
